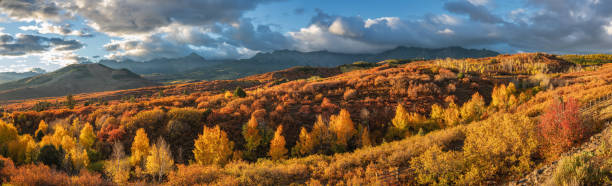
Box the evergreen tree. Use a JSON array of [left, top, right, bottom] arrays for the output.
[[65, 94, 76, 109], [234, 87, 247, 98]]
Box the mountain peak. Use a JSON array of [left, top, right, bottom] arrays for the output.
[[183, 52, 205, 61]]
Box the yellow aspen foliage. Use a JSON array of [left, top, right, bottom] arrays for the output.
[[193, 125, 234, 166], [329, 109, 356, 151], [463, 113, 538, 182], [491, 84, 507, 109], [430, 104, 445, 125], [508, 95, 518, 109], [7, 134, 38, 164], [392, 104, 427, 130], [392, 104, 410, 130], [459, 92, 486, 123], [61, 135, 76, 154], [79, 123, 96, 149], [146, 138, 174, 183], [40, 126, 74, 150], [35, 120, 49, 136], [131, 128, 150, 167], [242, 115, 263, 155], [268, 125, 287, 160], [224, 91, 233, 99], [310, 115, 332, 153], [70, 147, 90, 170], [491, 82, 518, 110], [360, 126, 372, 147], [410, 145, 465, 185], [294, 127, 314, 156], [70, 118, 82, 136], [40, 125, 78, 159], [506, 82, 517, 95], [105, 142, 130, 184], [0, 121, 18, 146], [443, 101, 461, 127]]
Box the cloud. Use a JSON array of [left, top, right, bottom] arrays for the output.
[[289, 24, 389, 54], [443, 1, 503, 24], [19, 22, 93, 37], [3, 0, 612, 64], [499, 0, 612, 53], [289, 0, 612, 55], [65, 0, 283, 35], [467, 0, 489, 6], [0, 33, 84, 56], [288, 11, 501, 53], [437, 28, 455, 35], [0, 0, 67, 21], [104, 19, 292, 61]]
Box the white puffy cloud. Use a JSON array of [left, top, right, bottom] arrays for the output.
[[289, 24, 389, 54], [604, 21, 612, 35], [288, 0, 612, 55], [19, 22, 93, 37], [468, 0, 489, 6], [287, 10, 501, 54]]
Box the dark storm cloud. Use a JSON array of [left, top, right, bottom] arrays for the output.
[[0, 34, 84, 56], [444, 1, 504, 24], [0, 0, 66, 21], [105, 18, 293, 60], [20, 23, 94, 38], [67, 0, 284, 35]]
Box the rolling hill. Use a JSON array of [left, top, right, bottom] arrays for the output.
[[0, 64, 159, 100]]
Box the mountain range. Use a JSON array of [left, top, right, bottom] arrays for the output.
[[0, 68, 45, 84], [0, 46, 498, 100], [100, 46, 499, 82]]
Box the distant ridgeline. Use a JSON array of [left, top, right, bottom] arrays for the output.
[[560, 54, 612, 65], [99, 46, 499, 82], [0, 70, 44, 84]]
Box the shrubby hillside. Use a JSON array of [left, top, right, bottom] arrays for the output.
[[1, 53, 611, 185]]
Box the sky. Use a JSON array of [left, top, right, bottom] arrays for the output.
[[0, 0, 612, 72]]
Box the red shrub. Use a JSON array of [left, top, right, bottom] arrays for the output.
[[538, 97, 584, 156], [7, 164, 71, 185]]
